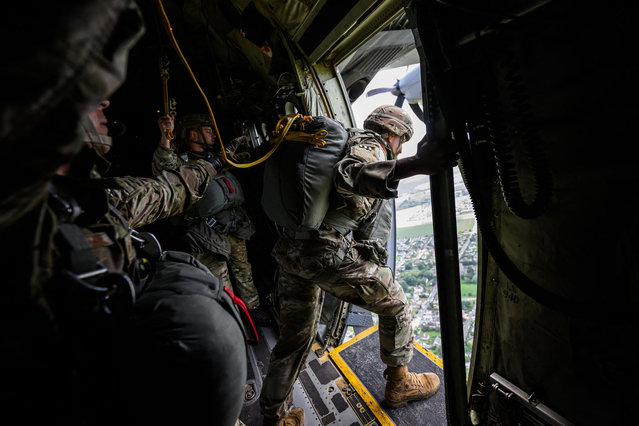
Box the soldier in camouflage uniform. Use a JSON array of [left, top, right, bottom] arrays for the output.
[[0, 3, 247, 425], [260, 105, 458, 425], [152, 113, 263, 313]]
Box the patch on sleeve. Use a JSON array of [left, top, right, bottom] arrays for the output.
[[350, 141, 384, 163]]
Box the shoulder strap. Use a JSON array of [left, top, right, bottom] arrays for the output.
[[48, 181, 139, 318]]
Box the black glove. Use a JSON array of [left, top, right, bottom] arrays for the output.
[[228, 151, 251, 162], [394, 135, 458, 180], [224, 135, 250, 156]]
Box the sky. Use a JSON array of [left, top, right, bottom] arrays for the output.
[[350, 64, 424, 158]]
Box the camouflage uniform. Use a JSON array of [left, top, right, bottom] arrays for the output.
[[152, 145, 260, 309], [0, 0, 144, 232], [3, 150, 249, 426], [0, 2, 247, 424], [260, 131, 414, 420]]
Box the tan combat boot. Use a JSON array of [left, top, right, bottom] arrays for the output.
[[275, 407, 305, 426], [383, 365, 441, 408]]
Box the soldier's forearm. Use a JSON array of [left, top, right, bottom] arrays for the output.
[[335, 160, 398, 199], [110, 161, 215, 229], [159, 136, 172, 149], [151, 146, 180, 176], [394, 157, 421, 181]]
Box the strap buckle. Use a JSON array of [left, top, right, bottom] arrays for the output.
[[60, 264, 136, 317]]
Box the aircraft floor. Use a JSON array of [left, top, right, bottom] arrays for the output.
[[329, 326, 447, 425], [239, 325, 446, 426]]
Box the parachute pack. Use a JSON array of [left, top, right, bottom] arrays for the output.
[[187, 170, 245, 218], [261, 115, 349, 231]]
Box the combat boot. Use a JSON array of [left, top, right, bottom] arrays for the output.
[[264, 407, 305, 426], [248, 306, 274, 326], [383, 365, 440, 408], [278, 407, 305, 426]]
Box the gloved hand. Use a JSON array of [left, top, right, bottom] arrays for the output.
[[394, 134, 458, 180], [224, 135, 250, 156], [157, 114, 175, 148], [224, 135, 252, 163], [228, 151, 251, 162]]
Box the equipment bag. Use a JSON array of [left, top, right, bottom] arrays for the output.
[[187, 170, 245, 218], [134, 250, 258, 345], [261, 115, 349, 231]]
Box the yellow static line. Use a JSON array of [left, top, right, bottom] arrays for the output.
[[329, 326, 394, 426]]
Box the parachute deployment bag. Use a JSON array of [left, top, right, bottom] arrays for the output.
[[261, 116, 349, 231]]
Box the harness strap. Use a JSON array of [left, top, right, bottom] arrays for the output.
[[55, 222, 137, 317], [336, 231, 352, 262], [57, 224, 101, 274], [284, 228, 353, 282], [286, 228, 352, 262]]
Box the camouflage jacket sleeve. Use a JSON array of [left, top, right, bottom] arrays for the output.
[[108, 160, 216, 229], [151, 145, 182, 176], [334, 136, 400, 200]]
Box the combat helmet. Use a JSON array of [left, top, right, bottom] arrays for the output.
[[363, 105, 413, 143], [176, 113, 214, 139]]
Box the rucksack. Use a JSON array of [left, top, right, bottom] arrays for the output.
[[261, 115, 349, 231]]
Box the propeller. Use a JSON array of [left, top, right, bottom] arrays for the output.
[[366, 65, 425, 122]]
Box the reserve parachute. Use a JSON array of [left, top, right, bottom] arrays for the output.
[[261, 116, 349, 231], [187, 170, 245, 218]]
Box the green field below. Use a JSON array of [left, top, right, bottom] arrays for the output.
[[460, 282, 477, 298], [397, 217, 476, 239]]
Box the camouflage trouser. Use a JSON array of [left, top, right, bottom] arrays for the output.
[[195, 237, 260, 310], [196, 251, 232, 288], [228, 234, 260, 310], [260, 226, 413, 420]]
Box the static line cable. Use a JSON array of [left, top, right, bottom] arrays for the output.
[[156, 0, 253, 167], [155, 1, 222, 146], [156, 0, 329, 167], [159, 55, 175, 141]]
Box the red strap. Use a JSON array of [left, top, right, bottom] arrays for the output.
[[223, 286, 258, 345], [220, 176, 234, 195]]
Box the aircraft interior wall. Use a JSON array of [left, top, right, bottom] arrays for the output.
[[410, 1, 638, 424]]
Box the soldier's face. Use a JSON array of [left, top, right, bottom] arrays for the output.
[[200, 126, 216, 147], [389, 133, 403, 156], [187, 126, 216, 152], [89, 100, 110, 137]]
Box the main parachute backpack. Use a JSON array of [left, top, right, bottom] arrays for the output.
[[261, 115, 349, 231]]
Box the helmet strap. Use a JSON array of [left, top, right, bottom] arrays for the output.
[[184, 128, 215, 153], [377, 132, 395, 160]]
